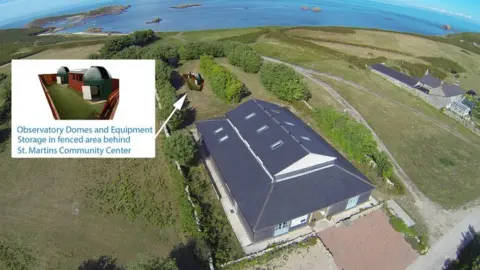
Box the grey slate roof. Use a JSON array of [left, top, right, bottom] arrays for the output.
[[419, 74, 443, 88], [442, 83, 464, 97], [370, 63, 418, 87], [196, 99, 375, 231]]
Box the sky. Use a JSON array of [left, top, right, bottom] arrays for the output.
[[0, 0, 479, 26]]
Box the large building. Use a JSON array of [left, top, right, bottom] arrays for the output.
[[196, 99, 375, 243], [370, 63, 465, 109]]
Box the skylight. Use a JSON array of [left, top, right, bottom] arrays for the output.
[[214, 127, 223, 134], [301, 136, 311, 141], [271, 109, 280, 114], [219, 135, 229, 143], [270, 140, 284, 150], [257, 125, 269, 133], [245, 112, 256, 120], [285, 121, 295, 126]]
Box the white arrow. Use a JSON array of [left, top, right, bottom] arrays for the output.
[[155, 94, 187, 138]]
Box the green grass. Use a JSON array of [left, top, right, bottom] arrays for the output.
[[47, 84, 99, 119], [319, 77, 480, 208], [0, 136, 197, 269]]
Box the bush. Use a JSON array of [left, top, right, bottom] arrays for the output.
[[99, 30, 156, 58], [0, 241, 36, 270], [372, 151, 393, 179], [144, 44, 180, 61], [156, 83, 187, 131], [155, 60, 173, 84], [200, 55, 246, 103], [179, 41, 225, 60], [163, 131, 197, 166], [126, 256, 178, 270], [260, 62, 310, 101], [226, 44, 263, 73], [311, 107, 377, 162], [111, 45, 145, 59]]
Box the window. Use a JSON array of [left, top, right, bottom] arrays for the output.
[[218, 135, 229, 143], [245, 112, 256, 120], [270, 140, 284, 150], [214, 127, 223, 134], [284, 121, 295, 126], [256, 125, 269, 133], [300, 136, 311, 141]]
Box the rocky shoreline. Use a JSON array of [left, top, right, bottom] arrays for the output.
[[25, 5, 131, 29], [170, 3, 202, 9]]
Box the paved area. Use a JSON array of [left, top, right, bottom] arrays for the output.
[[407, 208, 480, 270], [387, 199, 416, 227], [243, 240, 338, 270], [318, 209, 418, 270]]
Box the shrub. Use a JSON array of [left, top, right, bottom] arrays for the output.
[[155, 60, 173, 84], [163, 131, 197, 166], [372, 151, 393, 179], [179, 41, 225, 60], [99, 29, 156, 58], [200, 55, 246, 103], [111, 45, 145, 59], [0, 241, 36, 270], [226, 44, 263, 73], [156, 83, 187, 131], [126, 256, 178, 270], [260, 62, 310, 101], [144, 43, 180, 61]]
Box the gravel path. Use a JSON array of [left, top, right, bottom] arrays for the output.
[[407, 208, 480, 270], [261, 56, 480, 245]]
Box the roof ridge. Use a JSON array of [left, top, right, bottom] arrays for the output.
[[335, 164, 375, 188], [252, 99, 311, 155], [253, 183, 275, 231]]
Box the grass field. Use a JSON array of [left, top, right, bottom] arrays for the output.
[[318, 76, 480, 208], [0, 136, 196, 269], [47, 84, 99, 120], [0, 44, 103, 75]]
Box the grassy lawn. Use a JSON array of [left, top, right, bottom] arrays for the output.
[[47, 84, 99, 120], [320, 77, 480, 208], [0, 137, 194, 269]]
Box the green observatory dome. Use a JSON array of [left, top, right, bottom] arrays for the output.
[[83, 66, 112, 86], [82, 66, 113, 100], [56, 66, 70, 84]]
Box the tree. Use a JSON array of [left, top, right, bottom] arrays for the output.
[[111, 46, 145, 59], [126, 257, 178, 270], [163, 131, 197, 166], [226, 44, 262, 73]]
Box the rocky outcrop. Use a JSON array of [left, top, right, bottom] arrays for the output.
[[146, 17, 162, 24]]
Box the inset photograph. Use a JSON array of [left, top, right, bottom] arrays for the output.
[[39, 65, 120, 120]]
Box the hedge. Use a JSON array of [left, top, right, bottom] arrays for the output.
[[260, 62, 310, 101], [311, 107, 377, 162], [200, 55, 245, 103], [179, 41, 225, 60], [99, 29, 156, 58]]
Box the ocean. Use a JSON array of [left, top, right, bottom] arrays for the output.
[[3, 0, 480, 35]]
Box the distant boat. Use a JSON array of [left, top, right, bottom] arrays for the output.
[[301, 6, 309, 11]]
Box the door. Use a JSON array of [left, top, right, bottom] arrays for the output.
[[346, 195, 360, 210], [82, 86, 92, 100], [274, 221, 290, 237]]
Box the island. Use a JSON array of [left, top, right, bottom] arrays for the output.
[[312, 7, 322, 12], [86, 27, 103, 33], [146, 17, 162, 24], [25, 5, 131, 28], [301, 6, 310, 11], [170, 4, 202, 9], [441, 24, 452, 30]]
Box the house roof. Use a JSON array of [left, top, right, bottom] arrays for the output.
[[442, 83, 464, 97], [196, 99, 375, 231], [370, 63, 418, 87], [419, 74, 443, 88]]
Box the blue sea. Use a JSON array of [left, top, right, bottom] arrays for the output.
[[2, 0, 480, 35]]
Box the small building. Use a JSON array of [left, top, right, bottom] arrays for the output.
[[196, 99, 375, 243], [370, 63, 418, 89], [56, 66, 70, 84], [68, 69, 88, 93], [446, 100, 471, 118], [82, 66, 114, 100]]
